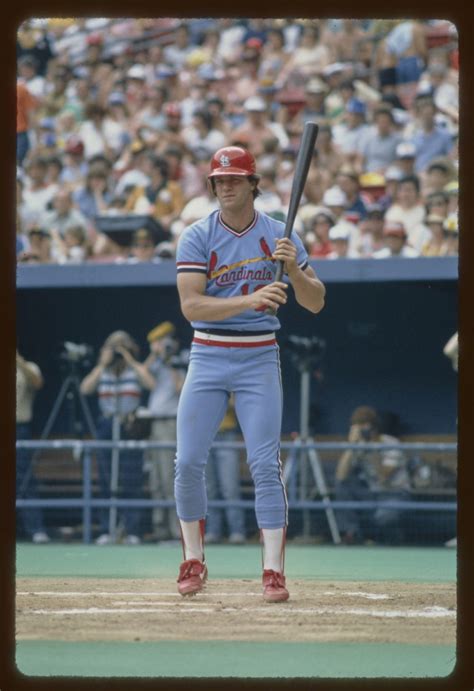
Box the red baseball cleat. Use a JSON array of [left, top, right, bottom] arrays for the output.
[[177, 559, 208, 596], [262, 569, 290, 602]]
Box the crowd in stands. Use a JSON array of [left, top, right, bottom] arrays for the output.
[[16, 18, 459, 265]]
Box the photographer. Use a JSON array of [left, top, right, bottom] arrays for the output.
[[80, 330, 155, 545], [334, 405, 410, 544], [16, 350, 50, 543], [143, 322, 185, 541]]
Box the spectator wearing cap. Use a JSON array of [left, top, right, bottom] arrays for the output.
[[304, 77, 329, 118], [306, 207, 336, 257], [332, 98, 371, 164], [355, 106, 402, 173], [357, 203, 386, 257], [125, 64, 149, 117], [103, 91, 132, 154], [442, 212, 458, 256], [159, 102, 187, 151], [411, 95, 453, 173], [336, 165, 368, 221], [233, 96, 289, 157], [60, 135, 88, 187], [322, 185, 348, 221], [373, 221, 419, 258], [395, 141, 417, 176], [384, 174, 426, 250], [374, 166, 403, 211], [420, 213, 449, 256], [182, 109, 226, 158], [125, 153, 184, 233], [327, 221, 359, 259]]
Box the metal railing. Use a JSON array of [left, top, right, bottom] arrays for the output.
[[16, 439, 457, 544]]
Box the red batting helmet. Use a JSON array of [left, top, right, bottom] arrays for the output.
[[208, 146, 258, 179]]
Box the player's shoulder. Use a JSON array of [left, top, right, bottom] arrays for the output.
[[257, 210, 286, 236]]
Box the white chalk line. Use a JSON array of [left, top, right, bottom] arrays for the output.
[[17, 590, 389, 599], [26, 606, 455, 618]]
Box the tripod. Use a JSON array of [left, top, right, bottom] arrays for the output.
[[282, 337, 341, 544], [19, 362, 96, 496]]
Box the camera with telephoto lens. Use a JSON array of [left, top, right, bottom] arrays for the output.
[[359, 426, 373, 442], [60, 341, 94, 372]]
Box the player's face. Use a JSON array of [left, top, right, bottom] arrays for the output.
[[213, 175, 254, 213]]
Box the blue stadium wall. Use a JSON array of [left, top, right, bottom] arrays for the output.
[[16, 258, 458, 437]]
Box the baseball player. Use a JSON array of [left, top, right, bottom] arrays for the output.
[[175, 146, 325, 601]]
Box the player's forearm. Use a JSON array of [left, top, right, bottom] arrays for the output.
[[181, 293, 251, 323], [288, 269, 325, 314]]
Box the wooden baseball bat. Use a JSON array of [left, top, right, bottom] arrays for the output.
[[266, 121, 319, 313]]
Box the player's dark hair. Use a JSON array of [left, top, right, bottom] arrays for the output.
[[209, 175, 261, 199]]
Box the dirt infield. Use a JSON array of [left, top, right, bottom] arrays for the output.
[[16, 577, 455, 645]]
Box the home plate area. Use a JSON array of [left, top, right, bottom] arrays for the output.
[[17, 577, 455, 645]]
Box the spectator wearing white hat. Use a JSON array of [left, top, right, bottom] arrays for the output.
[[322, 185, 348, 221], [233, 95, 289, 157], [327, 220, 360, 259], [373, 221, 419, 258], [395, 141, 417, 176]]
